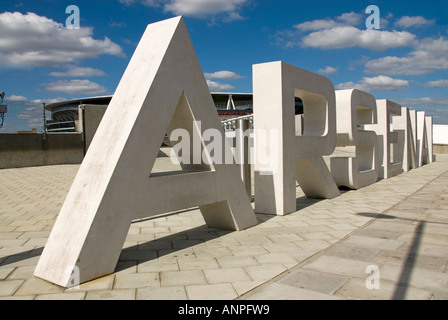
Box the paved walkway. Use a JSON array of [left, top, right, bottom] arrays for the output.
[[0, 155, 447, 300]]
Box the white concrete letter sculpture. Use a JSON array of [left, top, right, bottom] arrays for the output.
[[364, 100, 403, 179], [392, 107, 417, 172], [330, 89, 379, 189], [426, 116, 434, 164], [416, 111, 433, 166], [253, 61, 340, 216], [34, 16, 257, 287]]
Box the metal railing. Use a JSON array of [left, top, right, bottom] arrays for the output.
[[221, 114, 253, 131], [221, 115, 253, 198]]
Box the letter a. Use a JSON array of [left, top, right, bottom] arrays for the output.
[[365, 5, 380, 30], [66, 5, 80, 30], [34, 16, 257, 287]]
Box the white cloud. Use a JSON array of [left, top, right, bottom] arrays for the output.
[[4, 95, 67, 105], [204, 70, 243, 80], [338, 12, 363, 26], [394, 97, 448, 107], [31, 97, 67, 105], [294, 11, 362, 32], [295, 19, 341, 32], [278, 11, 419, 51], [302, 26, 416, 51], [204, 70, 241, 91], [277, 12, 363, 48], [119, 0, 161, 6], [45, 80, 109, 95], [166, 0, 247, 18], [424, 79, 448, 88], [120, 0, 248, 21], [395, 16, 435, 28], [336, 75, 409, 92], [317, 66, 338, 75], [206, 80, 235, 92], [365, 37, 448, 75], [5, 95, 28, 102], [0, 12, 124, 68], [222, 11, 244, 23], [50, 66, 106, 78]]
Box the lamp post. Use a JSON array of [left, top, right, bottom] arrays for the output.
[[43, 103, 47, 150]]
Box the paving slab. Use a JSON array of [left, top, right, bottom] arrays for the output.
[[277, 269, 349, 295], [1, 155, 448, 300], [336, 278, 433, 300], [245, 282, 344, 300], [186, 284, 239, 300], [160, 270, 207, 287], [324, 243, 381, 262], [243, 156, 448, 300], [136, 286, 187, 300], [85, 289, 136, 300]]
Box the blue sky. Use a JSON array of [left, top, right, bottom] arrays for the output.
[[1, 0, 448, 124]]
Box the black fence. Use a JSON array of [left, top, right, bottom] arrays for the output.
[[0, 101, 51, 133]]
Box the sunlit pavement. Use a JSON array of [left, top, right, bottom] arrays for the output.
[[1, 156, 447, 300]]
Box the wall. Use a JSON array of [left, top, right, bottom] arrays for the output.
[[78, 104, 108, 152], [0, 116, 445, 170], [433, 125, 448, 154], [0, 133, 84, 169]]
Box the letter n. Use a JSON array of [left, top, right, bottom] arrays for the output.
[[34, 16, 257, 287], [416, 111, 433, 166], [392, 107, 418, 172]]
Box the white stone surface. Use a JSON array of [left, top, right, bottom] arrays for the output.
[[365, 100, 403, 179], [416, 111, 431, 166], [409, 110, 419, 165], [425, 117, 434, 163], [330, 89, 379, 189], [392, 107, 417, 172], [34, 16, 257, 288], [433, 125, 448, 145], [253, 61, 340, 216]]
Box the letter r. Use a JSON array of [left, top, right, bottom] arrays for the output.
[[253, 61, 340, 216]]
